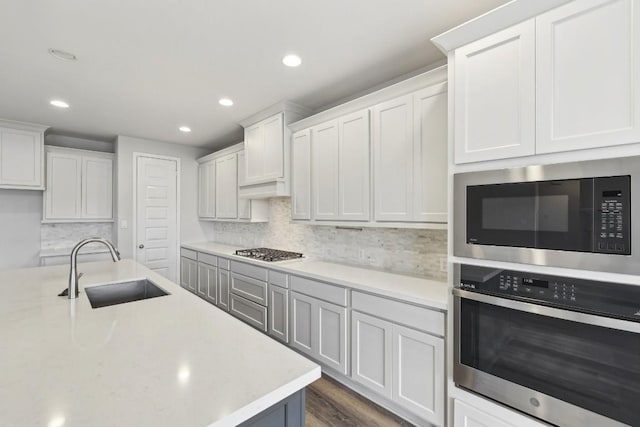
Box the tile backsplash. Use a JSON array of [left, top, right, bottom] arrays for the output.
[[41, 223, 115, 250], [210, 198, 447, 281]]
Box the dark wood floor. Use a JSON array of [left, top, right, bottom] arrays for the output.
[[306, 375, 415, 427]]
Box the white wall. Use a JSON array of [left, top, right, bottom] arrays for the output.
[[46, 133, 114, 153], [115, 135, 215, 259], [210, 198, 448, 281], [0, 190, 43, 269]]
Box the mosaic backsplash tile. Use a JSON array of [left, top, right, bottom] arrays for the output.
[[210, 198, 447, 281], [41, 223, 115, 251]]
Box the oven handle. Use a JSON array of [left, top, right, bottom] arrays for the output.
[[453, 288, 640, 334]]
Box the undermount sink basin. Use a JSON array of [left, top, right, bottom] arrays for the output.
[[85, 279, 169, 309]]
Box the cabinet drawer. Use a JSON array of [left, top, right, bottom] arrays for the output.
[[231, 260, 268, 281], [269, 270, 288, 288], [180, 247, 197, 261], [197, 252, 217, 266], [352, 291, 444, 337], [230, 294, 267, 332], [218, 257, 230, 270], [290, 275, 348, 306], [231, 272, 267, 305]]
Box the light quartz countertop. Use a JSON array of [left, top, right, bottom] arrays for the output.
[[0, 260, 320, 427], [182, 242, 448, 311]]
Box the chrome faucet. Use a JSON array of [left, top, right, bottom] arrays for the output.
[[67, 237, 121, 299]]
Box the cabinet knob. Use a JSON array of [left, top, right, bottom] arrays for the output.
[[138, 244, 145, 249]]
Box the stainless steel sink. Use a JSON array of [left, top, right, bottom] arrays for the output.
[[85, 279, 169, 309]]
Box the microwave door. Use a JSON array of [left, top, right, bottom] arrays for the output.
[[466, 182, 537, 248], [534, 179, 594, 252]]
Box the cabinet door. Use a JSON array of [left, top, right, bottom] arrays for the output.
[[268, 284, 289, 343], [338, 109, 370, 221], [262, 113, 284, 180], [453, 400, 514, 427], [197, 262, 217, 303], [217, 268, 230, 311], [81, 156, 113, 219], [413, 84, 448, 223], [311, 121, 340, 220], [316, 298, 348, 375], [244, 122, 265, 183], [198, 161, 216, 218], [44, 150, 82, 220], [392, 324, 444, 426], [351, 311, 393, 399], [454, 20, 536, 163], [372, 95, 414, 221], [237, 151, 251, 220], [290, 292, 315, 356], [0, 129, 42, 188], [291, 130, 311, 220], [180, 257, 197, 292], [215, 153, 238, 219], [536, 0, 640, 153]]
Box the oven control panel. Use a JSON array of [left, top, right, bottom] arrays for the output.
[[458, 264, 640, 321], [593, 176, 631, 254]]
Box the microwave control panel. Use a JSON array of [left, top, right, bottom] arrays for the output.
[[458, 264, 640, 321], [593, 176, 631, 255]]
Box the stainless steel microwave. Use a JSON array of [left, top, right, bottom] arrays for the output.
[[454, 156, 640, 274]]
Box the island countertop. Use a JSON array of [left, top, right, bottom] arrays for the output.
[[0, 260, 320, 427]]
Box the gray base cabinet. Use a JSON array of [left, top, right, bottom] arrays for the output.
[[197, 262, 217, 303], [351, 311, 393, 399], [268, 284, 289, 343], [217, 268, 230, 311], [238, 389, 305, 427], [230, 293, 268, 332], [290, 291, 348, 375], [180, 256, 197, 292]]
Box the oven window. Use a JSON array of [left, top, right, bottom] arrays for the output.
[[460, 299, 640, 425]]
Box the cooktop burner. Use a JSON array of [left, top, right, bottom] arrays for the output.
[[235, 248, 304, 262]]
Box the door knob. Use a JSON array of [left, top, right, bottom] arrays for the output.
[[139, 244, 145, 249]]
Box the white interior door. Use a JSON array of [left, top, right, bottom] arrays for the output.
[[136, 155, 178, 281]]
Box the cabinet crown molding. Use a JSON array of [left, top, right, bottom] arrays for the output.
[[288, 66, 447, 133], [0, 119, 49, 132], [197, 141, 243, 163], [431, 0, 572, 53], [239, 101, 313, 128]]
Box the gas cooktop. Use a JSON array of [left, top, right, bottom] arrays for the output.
[[234, 248, 304, 262]]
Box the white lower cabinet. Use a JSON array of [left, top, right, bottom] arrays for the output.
[[351, 311, 393, 399], [180, 256, 197, 293], [453, 398, 548, 427], [454, 400, 513, 427], [290, 291, 348, 375]]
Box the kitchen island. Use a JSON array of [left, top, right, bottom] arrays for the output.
[[0, 260, 320, 427]]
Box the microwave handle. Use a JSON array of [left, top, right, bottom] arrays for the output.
[[453, 288, 640, 334]]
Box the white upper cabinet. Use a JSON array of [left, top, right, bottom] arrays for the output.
[[240, 103, 311, 199], [0, 121, 48, 190], [453, 20, 536, 164], [215, 153, 238, 219], [43, 146, 113, 222], [372, 95, 414, 222], [198, 160, 216, 219], [197, 143, 268, 222], [311, 120, 340, 220], [414, 84, 448, 223], [536, 0, 640, 153], [338, 110, 370, 221], [289, 66, 448, 228], [291, 130, 312, 220]]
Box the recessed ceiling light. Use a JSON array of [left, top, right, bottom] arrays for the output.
[[48, 49, 77, 61], [179, 126, 191, 133], [50, 100, 70, 108], [218, 98, 234, 107], [282, 54, 302, 67]]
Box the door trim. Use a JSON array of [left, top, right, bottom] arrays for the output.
[[132, 152, 181, 279]]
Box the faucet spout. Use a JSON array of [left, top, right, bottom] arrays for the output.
[[68, 237, 121, 299]]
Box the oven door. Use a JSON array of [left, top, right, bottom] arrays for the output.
[[466, 178, 594, 252], [453, 289, 640, 427]]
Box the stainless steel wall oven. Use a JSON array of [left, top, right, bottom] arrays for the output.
[[454, 156, 640, 274], [454, 263, 640, 427]]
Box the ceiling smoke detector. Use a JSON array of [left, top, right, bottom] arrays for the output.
[[48, 49, 77, 61]]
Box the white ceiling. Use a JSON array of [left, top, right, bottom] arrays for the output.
[[0, 0, 509, 149]]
